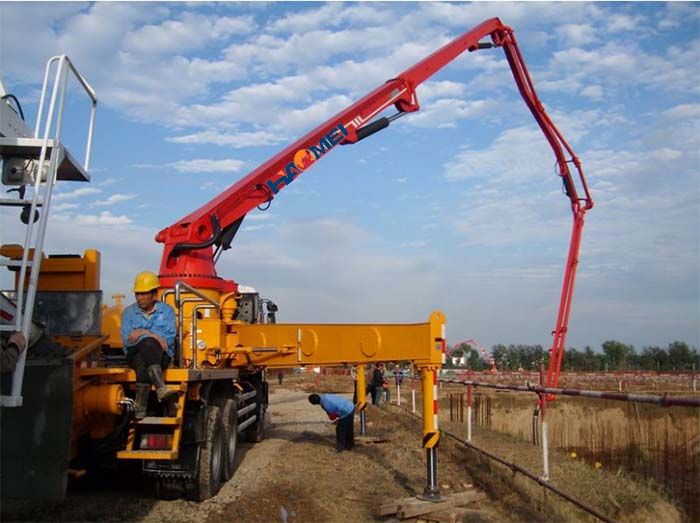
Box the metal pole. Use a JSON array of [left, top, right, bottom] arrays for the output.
[[356, 364, 367, 436], [397, 383, 401, 406], [425, 448, 438, 498], [467, 403, 472, 441], [540, 365, 550, 481], [411, 362, 417, 413], [466, 374, 473, 442]]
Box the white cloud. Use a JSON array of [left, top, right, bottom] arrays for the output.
[[122, 13, 255, 56], [169, 159, 247, 174], [580, 84, 603, 101], [265, 3, 344, 33], [52, 203, 79, 212], [406, 98, 496, 128], [657, 3, 700, 31], [417, 81, 467, 102], [549, 40, 700, 95], [53, 187, 103, 200], [74, 211, 133, 225], [266, 3, 394, 34], [218, 216, 442, 323], [91, 193, 137, 207], [555, 24, 599, 46], [241, 224, 269, 233], [224, 25, 404, 77], [135, 159, 247, 174], [169, 36, 454, 130], [661, 103, 700, 121], [0, 4, 247, 124], [246, 213, 277, 222], [443, 126, 551, 182], [98, 177, 120, 187], [167, 130, 285, 148], [416, 2, 602, 37], [584, 147, 688, 180], [437, 98, 699, 346], [648, 148, 683, 161], [606, 13, 645, 32]]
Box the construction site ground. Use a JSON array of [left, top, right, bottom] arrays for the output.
[[2, 375, 683, 523]]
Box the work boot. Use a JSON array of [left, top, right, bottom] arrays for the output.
[[147, 365, 178, 402], [134, 383, 150, 420]]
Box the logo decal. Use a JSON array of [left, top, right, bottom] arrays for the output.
[[266, 123, 349, 195]]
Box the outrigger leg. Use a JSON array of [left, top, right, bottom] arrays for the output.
[[418, 365, 441, 501]]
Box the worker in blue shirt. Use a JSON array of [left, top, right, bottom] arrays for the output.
[[120, 271, 177, 418], [308, 393, 355, 452]]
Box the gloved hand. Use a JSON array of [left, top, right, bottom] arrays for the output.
[[8, 332, 26, 351]]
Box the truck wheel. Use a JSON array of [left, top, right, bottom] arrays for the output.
[[186, 405, 223, 501], [219, 398, 238, 481]]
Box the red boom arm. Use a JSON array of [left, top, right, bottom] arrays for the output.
[[154, 17, 593, 388]]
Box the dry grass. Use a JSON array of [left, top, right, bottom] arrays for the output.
[[441, 419, 682, 523], [289, 372, 692, 521], [441, 387, 699, 521]]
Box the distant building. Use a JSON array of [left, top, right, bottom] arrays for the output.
[[451, 355, 467, 367]]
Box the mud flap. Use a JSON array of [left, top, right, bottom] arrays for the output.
[[1, 357, 73, 501]]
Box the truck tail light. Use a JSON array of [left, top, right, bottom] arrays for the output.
[[140, 433, 172, 450]]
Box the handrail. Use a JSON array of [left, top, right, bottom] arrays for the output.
[[176, 298, 200, 368], [174, 280, 220, 310], [160, 289, 175, 308], [191, 304, 217, 369], [35, 55, 97, 171], [7, 54, 97, 405], [173, 281, 221, 368]]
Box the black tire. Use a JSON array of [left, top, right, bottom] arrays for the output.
[[186, 405, 223, 501], [218, 398, 238, 481]]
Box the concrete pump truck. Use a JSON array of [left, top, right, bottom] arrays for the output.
[[0, 18, 592, 502]]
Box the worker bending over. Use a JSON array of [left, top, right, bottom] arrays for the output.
[[308, 393, 355, 452], [120, 271, 177, 418]]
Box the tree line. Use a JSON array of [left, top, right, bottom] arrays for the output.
[[447, 341, 699, 372]]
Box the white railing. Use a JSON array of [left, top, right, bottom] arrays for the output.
[[2, 55, 96, 407]]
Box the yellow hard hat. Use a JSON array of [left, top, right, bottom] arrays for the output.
[[133, 271, 159, 293]]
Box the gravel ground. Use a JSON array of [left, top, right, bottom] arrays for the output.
[[4, 377, 678, 522], [2, 386, 498, 522]]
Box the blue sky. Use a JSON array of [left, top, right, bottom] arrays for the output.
[[1, 2, 698, 351]]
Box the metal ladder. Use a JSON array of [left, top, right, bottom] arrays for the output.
[[0, 55, 96, 407], [117, 383, 188, 460]]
